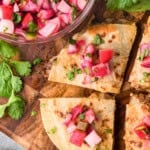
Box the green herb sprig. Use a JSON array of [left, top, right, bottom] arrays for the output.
[[0, 40, 32, 120]]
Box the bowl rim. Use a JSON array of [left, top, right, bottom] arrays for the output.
[[0, 0, 96, 44]]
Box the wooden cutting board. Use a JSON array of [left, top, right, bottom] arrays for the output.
[[0, 1, 149, 149]]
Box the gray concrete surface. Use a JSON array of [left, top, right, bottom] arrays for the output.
[[0, 132, 24, 150]]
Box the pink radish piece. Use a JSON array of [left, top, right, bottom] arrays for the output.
[[84, 130, 101, 147], [0, 19, 14, 33], [57, 0, 71, 13]]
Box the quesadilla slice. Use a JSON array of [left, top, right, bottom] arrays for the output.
[[40, 95, 115, 150], [129, 17, 150, 91], [49, 23, 136, 93], [124, 93, 150, 150]]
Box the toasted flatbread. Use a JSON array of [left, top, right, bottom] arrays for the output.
[[40, 95, 115, 150], [49, 23, 136, 93], [124, 94, 150, 150], [129, 17, 150, 91]]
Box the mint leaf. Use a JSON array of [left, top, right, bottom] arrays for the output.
[[32, 58, 42, 65], [11, 76, 22, 93], [93, 34, 104, 45], [0, 40, 18, 58], [11, 60, 32, 76]]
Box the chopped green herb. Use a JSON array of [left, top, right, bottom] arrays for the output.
[[91, 77, 99, 82], [79, 113, 85, 120], [66, 67, 82, 81], [143, 72, 150, 78], [94, 145, 99, 150], [13, 13, 22, 24], [31, 110, 37, 117], [32, 58, 42, 65], [40, 103, 46, 108], [28, 21, 38, 33], [105, 128, 112, 134], [66, 71, 75, 81], [49, 127, 57, 134], [138, 49, 149, 61], [93, 34, 104, 45], [84, 67, 90, 75], [69, 38, 76, 45], [86, 53, 92, 57], [72, 6, 78, 20], [139, 79, 145, 83], [74, 68, 82, 74]]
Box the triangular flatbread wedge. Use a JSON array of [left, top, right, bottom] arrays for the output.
[[129, 17, 150, 91], [49, 23, 136, 93], [40, 95, 115, 150], [124, 94, 150, 150]]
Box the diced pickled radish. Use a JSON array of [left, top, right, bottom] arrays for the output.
[[2, 0, 11, 5], [99, 49, 113, 63], [59, 14, 70, 25], [37, 0, 44, 8], [38, 22, 57, 37], [64, 113, 72, 126], [77, 0, 87, 10], [141, 56, 150, 68], [85, 109, 95, 124], [140, 43, 150, 52], [42, 0, 51, 10], [69, 0, 77, 6], [13, 3, 19, 12], [143, 115, 150, 126], [85, 44, 95, 54], [0, 5, 13, 20], [70, 129, 86, 147], [0, 19, 14, 33], [81, 59, 92, 69], [84, 130, 101, 147], [76, 39, 85, 47], [57, 0, 71, 13], [82, 75, 91, 84], [20, 0, 39, 12], [38, 9, 55, 19], [22, 13, 33, 28], [92, 63, 110, 77], [67, 122, 77, 133], [68, 44, 79, 54], [71, 105, 83, 120]]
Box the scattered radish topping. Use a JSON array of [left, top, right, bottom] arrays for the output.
[[76, 39, 86, 47], [67, 122, 77, 133], [81, 59, 92, 69], [84, 130, 101, 147], [143, 116, 150, 126], [0, 5, 13, 19], [71, 105, 83, 121], [85, 44, 95, 54], [0, 19, 14, 34], [82, 75, 91, 84], [69, 0, 77, 6], [99, 49, 113, 63], [70, 129, 86, 147], [57, 0, 72, 14], [42, 0, 51, 10], [92, 63, 110, 77], [140, 43, 150, 53], [67, 44, 79, 54], [141, 56, 150, 68], [64, 113, 72, 126], [85, 109, 95, 124]]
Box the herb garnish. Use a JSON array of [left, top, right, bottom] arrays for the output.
[[105, 128, 112, 134], [49, 127, 57, 134], [66, 67, 82, 81], [93, 34, 104, 45], [138, 49, 149, 61], [31, 110, 37, 117], [0, 40, 32, 119], [32, 58, 42, 65]]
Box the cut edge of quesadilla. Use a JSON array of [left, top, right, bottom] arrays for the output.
[[49, 23, 136, 94], [124, 93, 150, 150], [40, 95, 115, 150], [129, 17, 150, 91]]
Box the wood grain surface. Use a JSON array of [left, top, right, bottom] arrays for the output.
[[0, 0, 149, 150]]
